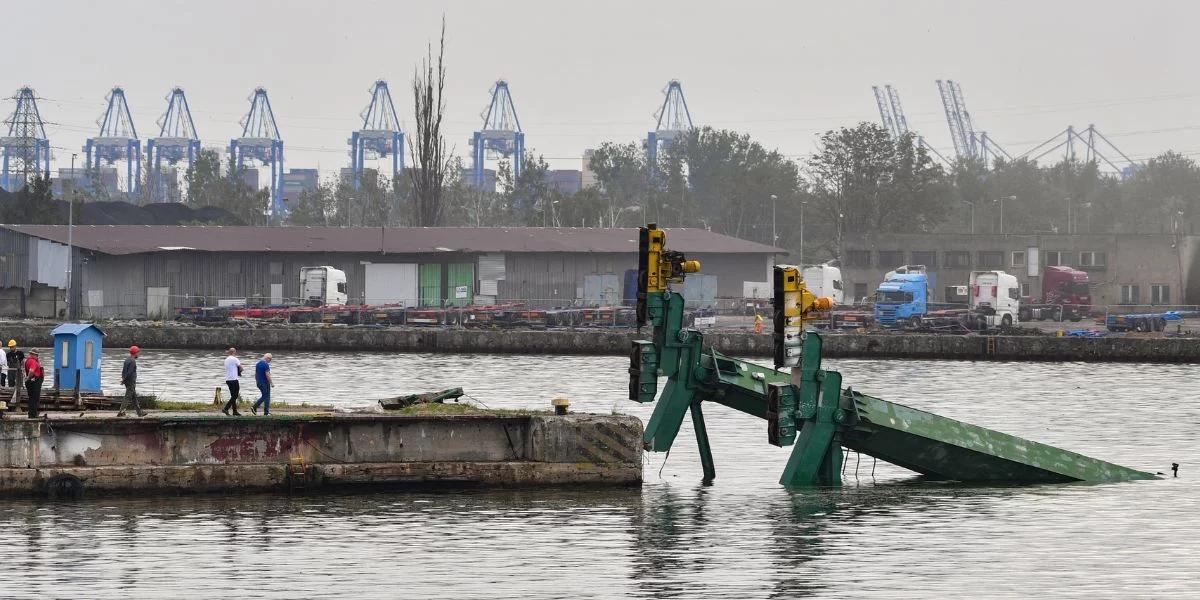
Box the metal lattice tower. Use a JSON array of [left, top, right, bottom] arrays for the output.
[[84, 87, 141, 195], [886, 85, 909, 136], [146, 88, 201, 202], [470, 80, 524, 188], [349, 80, 405, 189], [229, 87, 284, 215], [0, 87, 51, 191], [647, 80, 694, 176], [937, 79, 971, 160]]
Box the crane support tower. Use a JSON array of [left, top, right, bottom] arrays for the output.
[[1020, 124, 1139, 179], [630, 224, 1156, 487], [84, 87, 141, 195], [230, 88, 285, 216], [470, 80, 524, 188], [146, 88, 201, 202], [0, 87, 51, 192], [646, 80, 694, 178], [349, 80, 405, 189]]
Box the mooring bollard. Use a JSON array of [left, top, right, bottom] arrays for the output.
[[552, 397, 569, 416]]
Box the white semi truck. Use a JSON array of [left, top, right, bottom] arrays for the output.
[[801, 263, 845, 306], [299, 266, 348, 307], [968, 270, 1020, 329]]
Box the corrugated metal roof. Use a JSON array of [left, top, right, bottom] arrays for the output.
[[2, 225, 783, 256], [51, 323, 105, 336]]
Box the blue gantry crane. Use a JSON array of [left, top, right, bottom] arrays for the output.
[[873, 84, 950, 165], [84, 87, 141, 195], [230, 87, 284, 215], [1019, 124, 1139, 178], [936, 79, 1010, 163], [470, 80, 524, 188], [0, 87, 51, 192], [146, 87, 201, 202], [646, 80, 693, 176], [349, 80, 404, 189]]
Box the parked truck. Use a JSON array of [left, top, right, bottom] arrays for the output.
[[1019, 265, 1091, 322], [873, 265, 932, 328], [802, 263, 845, 306], [299, 266, 348, 307], [967, 270, 1020, 329]]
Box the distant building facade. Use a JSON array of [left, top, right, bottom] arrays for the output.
[[839, 232, 1198, 308]]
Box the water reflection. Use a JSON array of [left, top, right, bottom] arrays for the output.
[[2, 352, 1198, 598]]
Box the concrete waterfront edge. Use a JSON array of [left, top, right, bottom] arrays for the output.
[[0, 413, 643, 496], [5, 322, 1200, 362]]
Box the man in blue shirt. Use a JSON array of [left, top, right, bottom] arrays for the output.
[[251, 353, 274, 416]]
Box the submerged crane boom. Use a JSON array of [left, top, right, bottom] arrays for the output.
[[629, 224, 1156, 486]]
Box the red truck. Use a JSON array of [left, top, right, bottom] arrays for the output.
[[1019, 265, 1091, 322]]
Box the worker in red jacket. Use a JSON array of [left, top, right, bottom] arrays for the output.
[[23, 350, 44, 419]]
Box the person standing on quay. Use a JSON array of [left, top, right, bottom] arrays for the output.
[[6, 339, 24, 412], [252, 353, 274, 416], [221, 347, 243, 416], [23, 350, 44, 419], [118, 346, 146, 418]]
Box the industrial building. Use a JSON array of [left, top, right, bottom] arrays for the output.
[[0, 225, 780, 319], [839, 232, 1200, 308]]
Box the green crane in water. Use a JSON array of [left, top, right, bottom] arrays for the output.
[[629, 224, 1155, 486]]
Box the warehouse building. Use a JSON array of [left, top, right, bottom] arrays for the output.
[[0, 225, 781, 319], [839, 232, 1200, 308]]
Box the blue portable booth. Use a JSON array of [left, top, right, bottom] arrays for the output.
[[51, 323, 105, 393]]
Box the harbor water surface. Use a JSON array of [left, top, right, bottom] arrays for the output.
[[2, 349, 1197, 598]]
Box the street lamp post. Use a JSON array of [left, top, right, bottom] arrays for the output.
[[799, 200, 807, 266], [67, 153, 76, 320], [996, 195, 1015, 234], [961, 200, 975, 234], [1066, 197, 1072, 234], [770, 194, 778, 248]]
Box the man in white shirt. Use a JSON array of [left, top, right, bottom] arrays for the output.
[[221, 347, 243, 416]]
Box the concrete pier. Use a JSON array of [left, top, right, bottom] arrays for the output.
[[4, 322, 1200, 362], [0, 413, 643, 496]]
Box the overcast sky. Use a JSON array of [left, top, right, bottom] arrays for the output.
[[7, 0, 1198, 180]]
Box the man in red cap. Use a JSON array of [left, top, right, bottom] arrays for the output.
[[118, 345, 145, 417]]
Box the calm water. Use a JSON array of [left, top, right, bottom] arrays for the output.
[[2, 349, 1197, 598]]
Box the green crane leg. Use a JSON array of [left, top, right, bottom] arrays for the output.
[[779, 369, 845, 487], [643, 378, 696, 452], [689, 399, 715, 482]]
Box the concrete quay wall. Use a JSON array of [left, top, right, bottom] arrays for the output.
[[0, 413, 643, 496], [3, 322, 1200, 362]]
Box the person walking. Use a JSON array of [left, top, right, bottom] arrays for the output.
[[1, 347, 9, 388], [6, 340, 25, 413], [117, 346, 146, 418], [251, 353, 274, 416], [221, 347, 243, 416], [23, 350, 44, 419]]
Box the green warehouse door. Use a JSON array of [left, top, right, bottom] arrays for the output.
[[419, 264, 443, 307], [447, 263, 475, 307]]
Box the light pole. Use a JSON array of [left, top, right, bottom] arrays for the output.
[[1066, 196, 1072, 234], [961, 200, 975, 234], [67, 153, 76, 320], [770, 194, 778, 248], [799, 200, 807, 266], [995, 195, 1015, 234]]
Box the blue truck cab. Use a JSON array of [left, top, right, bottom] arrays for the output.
[[873, 265, 931, 327]]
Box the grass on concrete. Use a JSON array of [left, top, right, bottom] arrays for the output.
[[391, 402, 551, 416]]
